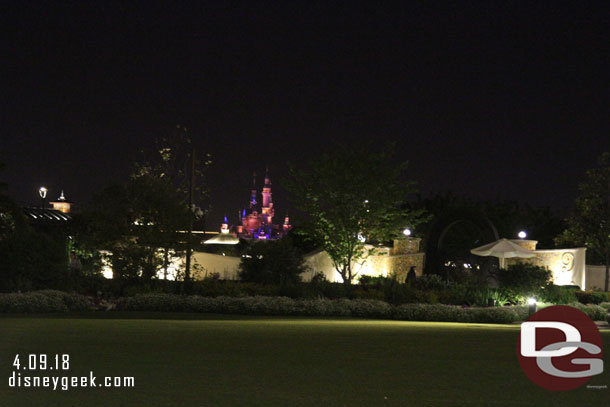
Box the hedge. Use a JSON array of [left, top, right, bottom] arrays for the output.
[[119, 294, 527, 323], [1, 292, 607, 324], [0, 290, 95, 313]]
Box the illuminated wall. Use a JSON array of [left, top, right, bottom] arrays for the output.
[[190, 252, 241, 280], [531, 248, 586, 288], [302, 239, 425, 283], [506, 242, 587, 289], [585, 265, 608, 291]]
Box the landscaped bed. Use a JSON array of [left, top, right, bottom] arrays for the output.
[[1, 290, 609, 323]]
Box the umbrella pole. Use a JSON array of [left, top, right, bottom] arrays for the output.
[[500, 257, 505, 269]]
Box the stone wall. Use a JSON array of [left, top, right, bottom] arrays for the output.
[[302, 239, 425, 283], [505, 247, 587, 289], [585, 265, 609, 291]]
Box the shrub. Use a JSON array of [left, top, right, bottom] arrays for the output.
[[36, 290, 95, 311], [568, 303, 607, 321], [120, 293, 521, 323], [497, 263, 551, 295], [537, 284, 578, 305], [239, 238, 306, 285], [414, 275, 447, 291], [0, 229, 68, 292], [0, 290, 95, 313], [575, 291, 610, 305], [435, 285, 510, 307], [465, 307, 517, 324], [382, 281, 417, 305], [358, 275, 393, 288], [352, 287, 385, 301]]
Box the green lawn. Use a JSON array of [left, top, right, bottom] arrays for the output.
[[1, 314, 609, 406]]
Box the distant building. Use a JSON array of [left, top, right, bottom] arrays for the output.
[[23, 190, 73, 222], [49, 190, 73, 213], [232, 168, 291, 240]]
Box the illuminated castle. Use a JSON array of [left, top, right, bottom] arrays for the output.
[[234, 169, 291, 239]]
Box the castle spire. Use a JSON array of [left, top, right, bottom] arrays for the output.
[[264, 166, 271, 188], [250, 171, 257, 208]]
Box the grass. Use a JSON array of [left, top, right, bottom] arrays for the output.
[[0, 314, 609, 406]]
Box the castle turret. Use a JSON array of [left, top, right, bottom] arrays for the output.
[[261, 167, 274, 224]]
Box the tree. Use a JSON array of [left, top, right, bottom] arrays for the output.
[[0, 228, 68, 292], [557, 152, 610, 291], [0, 160, 26, 240], [133, 125, 211, 282], [239, 238, 306, 285], [77, 126, 212, 283], [286, 144, 426, 287], [0, 160, 69, 292], [76, 176, 191, 282]]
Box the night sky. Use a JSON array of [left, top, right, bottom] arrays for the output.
[[2, 1, 610, 229]]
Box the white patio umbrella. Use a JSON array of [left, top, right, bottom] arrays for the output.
[[470, 238, 535, 269]]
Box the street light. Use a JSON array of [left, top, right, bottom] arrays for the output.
[[39, 186, 47, 209], [518, 230, 527, 239], [403, 228, 412, 237]]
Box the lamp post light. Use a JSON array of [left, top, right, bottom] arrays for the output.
[[403, 228, 412, 237], [518, 230, 527, 239], [39, 186, 48, 209], [527, 297, 537, 316]]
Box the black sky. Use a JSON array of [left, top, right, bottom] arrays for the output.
[[2, 1, 610, 229]]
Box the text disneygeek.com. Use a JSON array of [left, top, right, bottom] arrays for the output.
[[8, 354, 134, 391]]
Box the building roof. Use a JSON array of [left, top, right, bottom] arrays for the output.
[[49, 190, 73, 204], [23, 207, 72, 221], [204, 229, 240, 245]]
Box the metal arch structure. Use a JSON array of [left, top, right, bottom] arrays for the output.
[[424, 208, 499, 277]]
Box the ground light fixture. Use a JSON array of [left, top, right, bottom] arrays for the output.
[[527, 297, 537, 316], [403, 228, 412, 237], [518, 231, 527, 239]]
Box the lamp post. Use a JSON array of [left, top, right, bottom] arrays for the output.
[[528, 297, 537, 316], [39, 186, 47, 209]]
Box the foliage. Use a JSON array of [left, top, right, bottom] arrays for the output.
[[413, 274, 448, 291], [132, 125, 212, 209], [285, 143, 426, 285], [0, 194, 26, 240], [536, 284, 578, 304], [0, 290, 95, 313], [496, 263, 551, 295], [0, 228, 69, 292], [119, 293, 524, 323], [238, 238, 306, 285], [566, 302, 608, 321], [556, 152, 610, 290], [74, 126, 212, 284], [574, 290, 610, 305], [358, 274, 391, 287]]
